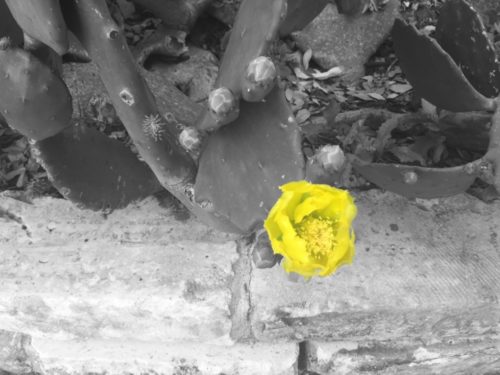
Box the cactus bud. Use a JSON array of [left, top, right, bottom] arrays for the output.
[[242, 56, 277, 102], [179, 126, 202, 152], [315, 145, 346, 172], [207, 87, 239, 126]]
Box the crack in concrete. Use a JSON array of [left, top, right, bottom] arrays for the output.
[[0, 205, 32, 238], [229, 236, 255, 341]]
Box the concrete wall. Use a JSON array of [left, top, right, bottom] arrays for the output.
[[0, 190, 499, 374]]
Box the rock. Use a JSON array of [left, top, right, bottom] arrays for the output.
[[208, 0, 241, 25], [0, 195, 298, 375], [0, 196, 238, 344], [469, 0, 500, 27], [33, 340, 299, 375], [305, 340, 500, 374], [148, 46, 219, 103], [116, 0, 136, 19], [291, 0, 400, 81], [0, 330, 43, 374]]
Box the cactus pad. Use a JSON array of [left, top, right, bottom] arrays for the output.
[[33, 125, 162, 210], [194, 87, 305, 234], [435, 0, 500, 98], [353, 158, 480, 198], [197, 0, 286, 131], [279, 0, 329, 36], [5, 0, 68, 55], [0, 42, 72, 140], [392, 19, 496, 112]]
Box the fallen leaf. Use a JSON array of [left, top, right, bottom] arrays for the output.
[[303, 48, 313, 70], [389, 83, 412, 94], [311, 66, 344, 80], [368, 92, 385, 101], [296, 108, 311, 124], [349, 92, 373, 101]]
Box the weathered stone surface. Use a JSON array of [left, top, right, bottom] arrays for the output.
[[306, 340, 500, 374], [19, 337, 298, 375], [291, 0, 400, 81], [250, 190, 500, 345], [0, 195, 238, 344], [0, 330, 43, 374]]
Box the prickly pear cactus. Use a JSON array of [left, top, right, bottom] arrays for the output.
[[0, 39, 72, 140], [197, 0, 286, 131], [62, 0, 243, 232], [62, 0, 196, 188], [5, 0, 69, 55], [435, 0, 500, 98], [195, 87, 305, 234], [392, 18, 496, 112]]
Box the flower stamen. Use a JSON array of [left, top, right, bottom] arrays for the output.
[[295, 215, 338, 259]]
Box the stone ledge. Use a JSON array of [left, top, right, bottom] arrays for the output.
[[0, 195, 240, 345], [305, 339, 500, 374], [0, 330, 298, 375], [250, 191, 500, 344], [1, 190, 499, 374]]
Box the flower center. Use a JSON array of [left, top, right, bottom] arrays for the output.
[[295, 215, 338, 258]]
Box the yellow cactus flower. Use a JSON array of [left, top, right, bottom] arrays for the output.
[[264, 181, 357, 278]]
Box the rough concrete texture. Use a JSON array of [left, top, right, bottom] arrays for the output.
[[250, 191, 500, 374], [0, 330, 297, 375], [0, 194, 296, 374], [291, 0, 400, 81], [305, 340, 500, 374], [1, 189, 499, 374], [250, 191, 500, 371]]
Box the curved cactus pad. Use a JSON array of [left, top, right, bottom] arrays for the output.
[[197, 0, 286, 131], [353, 158, 480, 198], [392, 19, 495, 112], [34, 125, 162, 210], [195, 87, 305, 234], [5, 0, 68, 55], [279, 0, 329, 36], [0, 45, 72, 140], [435, 0, 500, 98]]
